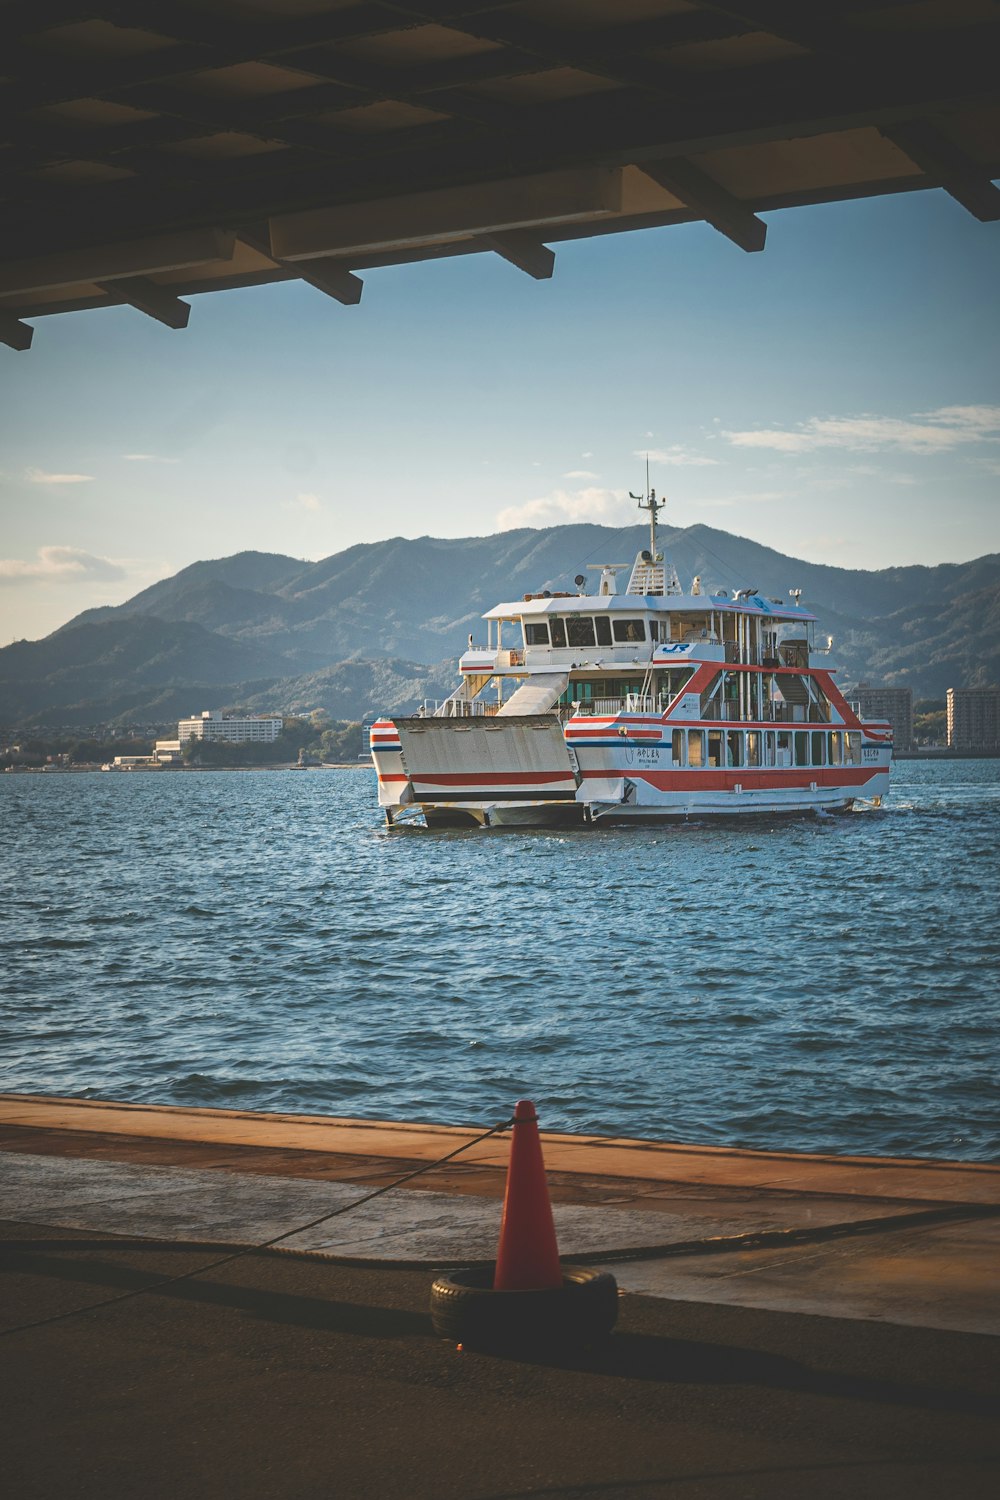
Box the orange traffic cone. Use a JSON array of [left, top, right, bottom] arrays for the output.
[[493, 1099, 563, 1291]]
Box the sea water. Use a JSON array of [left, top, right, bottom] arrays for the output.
[[2, 760, 997, 1161]]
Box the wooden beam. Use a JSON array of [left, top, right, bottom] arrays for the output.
[[881, 121, 1000, 223], [0, 310, 33, 350], [0, 229, 235, 297], [476, 230, 554, 279], [293, 258, 365, 306], [98, 276, 191, 329], [269, 168, 621, 262], [237, 228, 363, 306], [636, 158, 767, 252]]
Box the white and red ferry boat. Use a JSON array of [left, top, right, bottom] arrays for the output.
[[370, 493, 892, 828]]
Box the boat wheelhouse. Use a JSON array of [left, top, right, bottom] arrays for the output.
[[370, 492, 892, 828]]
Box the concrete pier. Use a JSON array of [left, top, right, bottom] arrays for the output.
[[2, 1095, 998, 1498]]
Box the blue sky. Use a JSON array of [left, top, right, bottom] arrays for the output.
[[1, 185, 998, 643]]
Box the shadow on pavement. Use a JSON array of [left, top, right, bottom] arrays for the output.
[[4, 1238, 998, 1420]]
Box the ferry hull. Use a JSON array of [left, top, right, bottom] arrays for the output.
[[372, 714, 891, 827]]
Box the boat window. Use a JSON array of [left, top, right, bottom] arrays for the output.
[[794, 731, 809, 767], [777, 731, 792, 767], [658, 668, 693, 701], [726, 731, 743, 768], [846, 732, 861, 766], [708, 730, 724, 768], [550, 617, 567, 648], [613, 618, 646, 642], [566, 616, 596, 648], [746, 731, 761, 767], [763, 731, 776, 767], [830, 731, 843, 766], [687, 730, 706, 768], [594, 616, 612, 647], [657, 669, 693, 704], [672, 728, 684, 766], [811, 731, 826, 766], [524, 621, 549, 646]]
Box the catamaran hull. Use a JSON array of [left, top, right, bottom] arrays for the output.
[[372, 720, 890, 828]]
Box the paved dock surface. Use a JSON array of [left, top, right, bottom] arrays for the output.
[[1, 1095, 998, 1498], [3, 1223, 999, 1500]]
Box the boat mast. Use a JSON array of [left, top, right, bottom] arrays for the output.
[[628, 459, 681, 595], [632, 458, 664, 561]]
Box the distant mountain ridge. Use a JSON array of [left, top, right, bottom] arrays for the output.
[[3, 525, 997, 727]]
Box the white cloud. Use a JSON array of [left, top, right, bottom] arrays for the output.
[[924, 405, 1000, 432], [724, 405, 1000, 455], [122, 453, 178, 464], [497, 486, 634, 530], [563, 469, 599, 480], [283, 492, 322, 512], [0, 546, 126, 584], [25, 467, 94, 485], [635, 446, 720, 467]]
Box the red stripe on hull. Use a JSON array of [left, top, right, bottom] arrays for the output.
[[580, 767, 882, 791]]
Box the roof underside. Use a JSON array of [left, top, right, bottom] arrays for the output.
[[2, 0, 998, 350]]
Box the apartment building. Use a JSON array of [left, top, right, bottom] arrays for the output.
[[947, 688, 1000, 750], [845, 684, 913, 752]]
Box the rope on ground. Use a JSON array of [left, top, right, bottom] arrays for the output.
[[0, 1116, 515, 1339]]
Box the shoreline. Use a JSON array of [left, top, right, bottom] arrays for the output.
[[2, 761, 372, 773], [2, 1092, 997, 1334]]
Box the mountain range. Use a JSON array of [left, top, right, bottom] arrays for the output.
[[2, 524, 997, 727]]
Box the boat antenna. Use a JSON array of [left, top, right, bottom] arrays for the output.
[[629, 455, 664, 560]]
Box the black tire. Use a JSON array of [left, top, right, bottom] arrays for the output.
[[430, 1264, 618, 1351]]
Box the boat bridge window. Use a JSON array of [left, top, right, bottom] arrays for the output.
[[524, 621, 550, 646], [545, 614, 626, 649], [613, 618, 646, 642], [566, 616, 596, 648]]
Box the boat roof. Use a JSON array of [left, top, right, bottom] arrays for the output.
[[485, 593, 817, 623]]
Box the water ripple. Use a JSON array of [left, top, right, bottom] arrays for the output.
[[0, 760, 998, 1161]]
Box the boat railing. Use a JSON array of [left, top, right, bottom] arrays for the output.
[[573, 694, 665, 716], [421, 699, 504, 718]]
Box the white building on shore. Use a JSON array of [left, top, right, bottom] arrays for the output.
[[178, 711, 283, 744]]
